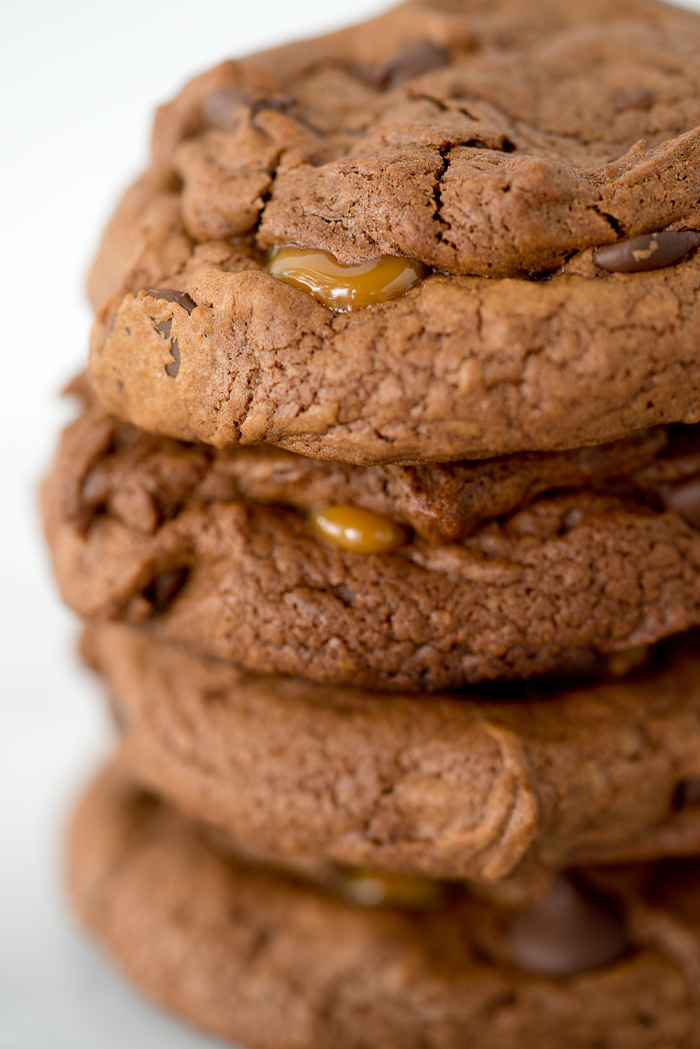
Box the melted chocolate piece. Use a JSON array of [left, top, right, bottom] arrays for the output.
[[660, 476, 700, 529], [614, 86, 655, 111], [151, 310, 181, 378], [202, 87, 297, 130], [593, 230, 700, 273], [507, 877, 628, 978], [143, 567, 189, 614], [155, 317, 172, 340], [364, 39, 449, 90], [146, 289, 197, 314], [165, 338, 180, 379], [673, 779, 700, 810]]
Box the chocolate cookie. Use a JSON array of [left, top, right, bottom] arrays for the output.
[[84, 623, 700, 885], [44, 402, 700, 689], [69, 760, 700, 1049], [48, 388, 681, 539], [87, 0, 700, 464]]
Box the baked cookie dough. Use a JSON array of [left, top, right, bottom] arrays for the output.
[[43, 402, 700, 689], [85, 623, 700, 885], [69, 759, 700, 1049], [87, 0, 700, 463]]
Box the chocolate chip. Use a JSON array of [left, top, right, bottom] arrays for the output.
[[332, 584, 355, 606], [660, 476, 700, 529], [614, 86, 655, 112], [165, 338, 180, 379], [155, 317, 172, 340], [203, 86, 297, 130], [673, 780, 700, 810], [144, 567, 188, 614], [146, 289, 196, 314], [257, 93, 296, 117], [507, 876, 628, 978], [363, 39, 450, 91], [593, 230, 700, 273]]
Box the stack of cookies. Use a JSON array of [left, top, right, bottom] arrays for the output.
[[43, 0, 700, 1044]]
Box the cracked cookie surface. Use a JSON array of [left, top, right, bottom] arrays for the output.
[[87, 0, 700, 463]]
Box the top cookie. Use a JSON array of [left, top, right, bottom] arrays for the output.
[[88, 0, 700, 464]]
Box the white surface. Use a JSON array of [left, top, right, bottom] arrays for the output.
[[3, 1, 700, 1045]]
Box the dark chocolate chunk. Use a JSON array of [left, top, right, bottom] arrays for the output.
[[146, 289, 197, 314], [593, 231, 700, 273], [203, 86, 297, 130], [660, 476, 700, 529], [673, 780, 700, 810], [165, 338, 180, 379], [363, 39, 450, 90], [507, 876, 628, 978], [255, 93, 296, 117], [614, 86, 655, 112], [144, 567, 189, 614], [155, 317, 172, 340]]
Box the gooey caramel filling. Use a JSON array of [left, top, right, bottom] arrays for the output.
[[266, 245, 428, 310], [310, 504, 406, 553], [337, 869, 447, 910], [606, 645, 651, 677]]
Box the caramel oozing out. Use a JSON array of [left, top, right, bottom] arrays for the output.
[[266, 246, 428, 310], [310, 505, 406, 554], [607, 645, 651, 677], [338, 869, 446, 910]]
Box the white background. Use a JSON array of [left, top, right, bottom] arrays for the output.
[[2, 1, 700, 1046], [0, 4, 388, 1047]]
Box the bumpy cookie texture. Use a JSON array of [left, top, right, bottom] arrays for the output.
[[88, 0, 700, 464], [44, 402, 700, 689], [69, 762, 700, 1049], [86, 623, 700, 884], [49, 389, 677, 539]]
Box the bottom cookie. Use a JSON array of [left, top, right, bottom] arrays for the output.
[[69, 760, 700, 1049]]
